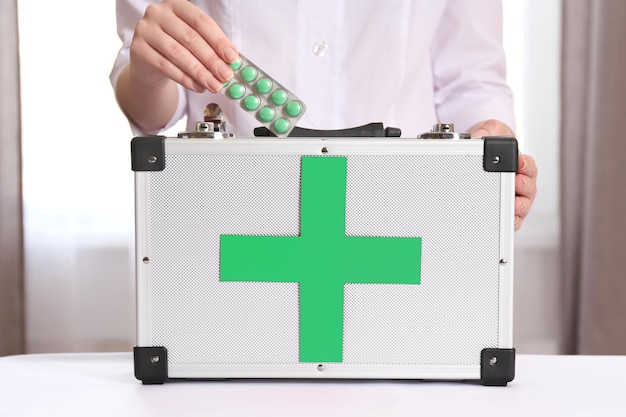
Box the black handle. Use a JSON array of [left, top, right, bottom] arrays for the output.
[[253, 122, 401, 138]]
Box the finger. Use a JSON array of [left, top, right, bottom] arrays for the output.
[[153, 7, 236, 85], [514, 192, 533, 232], [137, 4, 226, 92], [131, 36, 206, 93], [469, 119, 514, 138], [167, 0, 238, 64], [514, 195, 531, 232], [515, 194, 533, 219], [518, 153, 537, 178], [169, 0, 238, 61], [515, 155, 538, 202], [515, 172, 537, 202], [514, 214, 523, 231], [161, 20, 234, 87], [136, 17, 225, 92]]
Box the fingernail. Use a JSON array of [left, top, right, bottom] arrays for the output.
[[206, 79, 223, 93], [223, 47, 239, 64], [514, 215, 522, 231], [191, 81, 205, 93], [218, 65, 234, 82]]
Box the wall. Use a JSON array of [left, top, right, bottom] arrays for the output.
[[19, 0, 136, 352], [504, 0, 562, 353]]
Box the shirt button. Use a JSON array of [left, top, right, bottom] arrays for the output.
[[312, 41, 328, 57]]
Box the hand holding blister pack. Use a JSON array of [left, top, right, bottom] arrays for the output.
[[220, 54, 306, 137]]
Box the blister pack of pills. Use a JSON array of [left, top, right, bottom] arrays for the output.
[[221, 54, 306, 137]]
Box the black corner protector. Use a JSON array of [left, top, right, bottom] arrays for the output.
[[131, 136, 166, 172], [483, 136, 518, 172], [480, 348, 516, 386], [134, 346, 168, 384]]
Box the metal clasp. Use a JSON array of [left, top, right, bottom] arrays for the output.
[[178, 103, 235, 139], [417, 123, 471, 140]]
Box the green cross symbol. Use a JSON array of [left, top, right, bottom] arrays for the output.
[[219, 156, 422, 362]]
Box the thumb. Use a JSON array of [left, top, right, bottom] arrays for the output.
[[470, 127, 490, 138], [468, 119, 514, 138]]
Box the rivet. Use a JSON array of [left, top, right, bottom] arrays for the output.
[[321, 147, 328, 154], [489, 357, 498, 366], [500, 259, 507, 265], [317, 364, 325, 371], [148, 155, 158, 164], [492, 156, 500, 164], [150, 355, 160, 364], [143, 257, 150, 264]]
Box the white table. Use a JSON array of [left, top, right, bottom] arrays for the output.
[[1, 353, 624, 416]]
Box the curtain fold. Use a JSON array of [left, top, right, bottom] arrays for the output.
[[560, 0, 626, 354], [0, 0, 25, 356]]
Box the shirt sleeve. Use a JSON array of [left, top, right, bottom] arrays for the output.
[[430, 0, 516, 133], [109, 0, 188, 136]]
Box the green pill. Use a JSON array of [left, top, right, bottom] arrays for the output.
[[271, 89, 288, 106], [285, 100, 303, 117], [255, 78, 273, 94], [229, 56, 243, 71], [273, 118, 290, 135], [227, 83, 245, 99], [240, 66, 258, 82], [242, 94, 261, 111], [258, 106, 276, 123]]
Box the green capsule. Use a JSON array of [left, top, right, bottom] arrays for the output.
[[258, 106, 276, 123], [227, 83, 245, 100], [273, 118, 290, 135], [285, 100, 303, 117], [271, 89, 288, 106], [243, 95, 261, 111], [255, 78, 273, 94], [241, 66, 258, 82]]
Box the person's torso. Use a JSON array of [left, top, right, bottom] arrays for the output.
[[187, 0, 448, 137]]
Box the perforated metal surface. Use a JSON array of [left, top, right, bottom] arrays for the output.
[[343, 155, 500, 365], [139, 152, 501, 367]]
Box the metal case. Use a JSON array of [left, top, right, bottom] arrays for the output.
[[131, 132, 517, 385]]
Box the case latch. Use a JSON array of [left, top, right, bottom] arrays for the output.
[[417, 123, 471, 139], [178, 103, 235, 139]]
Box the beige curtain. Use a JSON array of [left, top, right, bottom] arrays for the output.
[[560, 0, 626, 354], [0, 0, 25, 357]]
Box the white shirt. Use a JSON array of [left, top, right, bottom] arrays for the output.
[[111, 0, 515, 137]]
